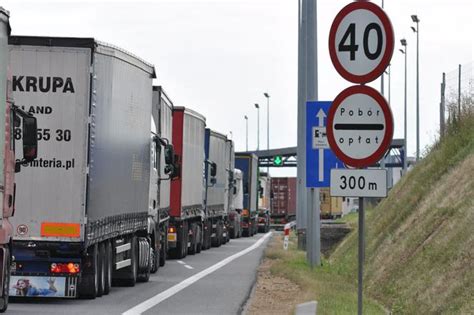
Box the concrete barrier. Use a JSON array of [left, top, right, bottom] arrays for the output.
[[295, 301, 318, 315]]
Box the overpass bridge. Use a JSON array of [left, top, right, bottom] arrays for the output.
[[238, 138, 410, 168]]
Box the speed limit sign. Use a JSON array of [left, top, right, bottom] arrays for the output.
[[329, 1, 394, 84]]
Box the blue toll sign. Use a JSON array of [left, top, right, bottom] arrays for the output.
[[306, 101, 345, 187]]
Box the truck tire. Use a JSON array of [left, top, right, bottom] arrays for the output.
[[196, 224, 202, 254], [188, 224, 197, 255], [175, 221, 188, 259], [159, 227, 167, 267], [117, 236, 138, 287], [137, 238, 151, 283], [159, 236, 166, 267], [151, 234, 159, 274], [203, 221, 211, 250], [79, 244, 99, 299], [97, 242, 106, 297], [0, 248, 10, 313], [216, 221, 222, 247], [104, 241, 112, 295], [182, 221, 189, 258]]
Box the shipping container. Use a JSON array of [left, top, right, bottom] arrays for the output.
[[8, 36, 173, 299], [270, 177, 297, 224], [320, 188, 343, 219]]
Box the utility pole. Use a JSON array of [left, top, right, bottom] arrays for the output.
[[400, 39, 408, 174], [244, 115, 248, 151], [458, 64, 462, 119], [296, 0, 307, 250], [384, 65, 391, 104], [255, 103, 260, 151], [301, 0, 320, 268], [440, 73, 446, 136], [297, 0, 319, 260], [381, 0, 384, 98], [264, 92, 270, 174]]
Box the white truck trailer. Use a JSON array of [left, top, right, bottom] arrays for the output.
[[167, 107, 207, 258], [149, 86, 176, 272], [9, 36, 173, 299], [0, 9, 38, 312], [228, 168, 243, 239], [204, 129, 230, 247]]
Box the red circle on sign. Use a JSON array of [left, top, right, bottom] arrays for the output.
[[327, 85, 393, 168], [328, 1, 394, 84]]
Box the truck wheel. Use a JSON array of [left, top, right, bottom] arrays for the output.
[[137, 238, 151, 283], [103, 241, 112, 295], [207, 221, 212, 249], [97, 242, 106, 297], [202, 221, 210, 250], [222, 224, 228, 244], [151, 235, 159, 274], [0, 248, 10, 313], [188, 224, 197, 255], [196, 224, 202, 254], [182, 222, 189, 258], [79, 244, 99, 299], [216, 221, 222, 247], [159, 235, 166, 267], [121, 236, 138, 287]]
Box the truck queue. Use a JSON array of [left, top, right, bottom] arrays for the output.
[[0, 7, 269, 312]]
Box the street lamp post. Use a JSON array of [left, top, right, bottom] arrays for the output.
[[400, 39, 408, 174], [244, 115, 248, 151], [411, 15, 420, 161], [264, 92, 270, 173], [255, 103, 260, 151], [384, 65, 391, 105], [381, 0, 385, 97], [264, 93, 270, 152]]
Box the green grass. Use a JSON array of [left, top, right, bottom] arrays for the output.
[[334, 211, 358, 227], [331, 111, 474, 314], [265, 234, 386, 315], [266, 110, 474, 314]]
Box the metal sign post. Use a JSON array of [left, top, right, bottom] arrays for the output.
[[358, 196, 364, 315], [306, 101, 345, 268], [328, 2, 394, 314]]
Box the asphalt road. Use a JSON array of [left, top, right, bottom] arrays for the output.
[[8, 232, 271, 315]]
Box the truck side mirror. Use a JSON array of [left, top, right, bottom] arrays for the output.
[[164, 144, 174, 165], [259, 186, 264, 197], [22, 115, 38, 162], [210, 162, 217, 177], [233, 186, 237, 195]]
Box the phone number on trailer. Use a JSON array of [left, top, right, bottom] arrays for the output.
[[14, 128, 71, 142]]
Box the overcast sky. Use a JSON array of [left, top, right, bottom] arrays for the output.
[[3, 0, 473, 176]]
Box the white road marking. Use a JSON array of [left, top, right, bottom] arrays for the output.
[[184, 264, 194, 270], [122, 232, 272, 315], [177, 260, 185, 265]]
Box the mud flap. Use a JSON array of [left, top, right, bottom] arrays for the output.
[[0, 247, 10, 313]]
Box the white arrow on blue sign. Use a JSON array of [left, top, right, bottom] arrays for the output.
[[306, 101, 345, 188]]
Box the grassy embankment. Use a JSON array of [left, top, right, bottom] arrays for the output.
[[265, 110, 474, 314]]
